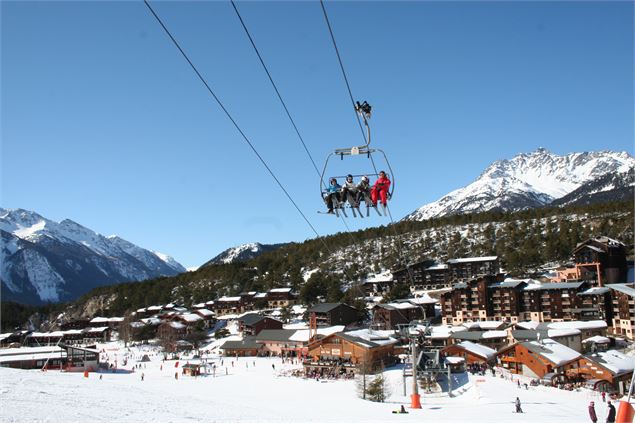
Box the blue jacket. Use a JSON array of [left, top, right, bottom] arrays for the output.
[[326, 183, 341, 194]]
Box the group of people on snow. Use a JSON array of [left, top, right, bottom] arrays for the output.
[[324, 171, 391, 214], [588, 400, 616, 423]]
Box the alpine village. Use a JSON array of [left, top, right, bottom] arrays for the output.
[[3, 1, 635, 421]]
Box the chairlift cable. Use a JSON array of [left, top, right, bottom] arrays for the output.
[[230, 0, 322, 180], [143, 0, 360, 286], [320, 0, 414, 285], [144, 1, 322, 248], [319, 0, 368, 145], [229, 0, 360, 250]]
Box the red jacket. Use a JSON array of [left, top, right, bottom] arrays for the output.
[[373, 176, 391, 191]]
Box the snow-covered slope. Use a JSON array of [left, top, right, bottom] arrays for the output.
[[0, 208, 185, 304], [202, 242, 288, 266], [406, 149, 634, 221]]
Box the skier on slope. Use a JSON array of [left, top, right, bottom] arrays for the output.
[[515, 397, 523, 413], [371, 171, 391, 208], [589, 401, 598, 423]]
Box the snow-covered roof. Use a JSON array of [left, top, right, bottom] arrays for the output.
[[481, 330, 507, 339], [384, 302, 418, 310], [169, 322, 186, 330], [463, 321, 505, 330], [90, 317, 109, 323], [288, 325, 345, 342], [0, 333, 13, 341], [218, 296, 242, 302], [516, 321, 539, 330], [447, 256, 497, 264], [341, 329, 398, 347], [608, 283, 635, 297], [254, 293, 267, 299], [195, 309, 214, 317], [547, 329, 581, 338], [524, 282, 586, 290], [362, 270, 393, 283], [0, 346, 66, 364], [456, 341, 497, 360], [179, 313, 203, 323], [587, 350, 635, 376], [87, 327, 109, 333], [524, 339, 581, 366], [445, 356, 465, 364], [426, 325, 467, 339], [141, 317, 162, 326], [409, 295, 437, 305], [426, 264, 448, 271], [268, 288, 292, 293], [147, 305, 163, 311], [193, 303, 206, 309], [578, 287, 610, 296], [582, 336, 610, 344], [545, 320, 607, 331]]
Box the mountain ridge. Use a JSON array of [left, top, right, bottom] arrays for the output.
[[0, 208, 186, 305], [406, 149, 633, 221]]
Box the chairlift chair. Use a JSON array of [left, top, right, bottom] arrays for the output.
[[320, 101, 395, 218]]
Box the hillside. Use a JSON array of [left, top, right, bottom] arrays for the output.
[[46, 200, 633, 320]]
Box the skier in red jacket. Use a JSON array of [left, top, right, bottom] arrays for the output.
[[371, 171, 391, 207]]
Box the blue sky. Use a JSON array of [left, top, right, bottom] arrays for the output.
[[2, 1, 633, 269]]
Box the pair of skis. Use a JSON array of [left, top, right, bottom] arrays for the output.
[[319, 201, 386, 218]]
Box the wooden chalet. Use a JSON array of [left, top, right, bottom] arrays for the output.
[[449, 330, 507, 350], [447, 256, 500, 282], [266, 288, 296, 308], [308, 303, 359, 327], [0, 331, 28, 348], [442, 340, 497, 365], [88, 317, 124, 329], [372, 302, 424, 330], [304, 329, 397, 374], [574, 237, 628, 285], [212, 296, 243, 316], [362, 279, 394, 298], [392, 259, 450, 291], [220, 337, 261, 357], [60, 319, 90, 330], [608, 283, 635, 340], [440, 275, 502, 325], [237, 314, 283, 336], [194, 308, 216, 328], [572, 350, 635, 393], [497, 339, 581, 379], [157, 322, 187, 352], [521, 281, 589, 322], [255, 329, 302, 356], [510, 328, 582, 353]]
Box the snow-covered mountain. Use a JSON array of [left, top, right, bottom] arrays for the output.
[[0, 208, 186, 304], [406, 149, 634, 221], [202, 242, 288, 267]]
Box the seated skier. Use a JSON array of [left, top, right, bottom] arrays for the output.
[[340, 174, 359, 207], [324, 178, 342, 214], [371, 171, 391, 208], [356, 175, 372, 206]]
